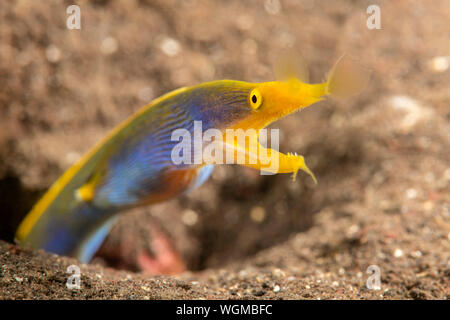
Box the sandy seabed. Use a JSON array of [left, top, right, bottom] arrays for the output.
[[0, 0, 448, 299]]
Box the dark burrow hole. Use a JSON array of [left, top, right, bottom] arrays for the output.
[[0, 171, 43, 243], [90, 171, 320, 274]]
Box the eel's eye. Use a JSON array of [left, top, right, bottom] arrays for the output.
[[249, 89, 262, 110]]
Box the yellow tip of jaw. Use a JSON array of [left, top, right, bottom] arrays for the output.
[[287, 152, 318, 184], [299, 162, 318, 185]]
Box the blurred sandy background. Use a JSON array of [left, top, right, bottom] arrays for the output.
[[0, 0, 448, 299]]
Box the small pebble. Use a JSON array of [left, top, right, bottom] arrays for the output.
[[394, 248, 404, 258], [101, 37, 118, 55], [264, 0, 281, 15], [45, 45, 61, 63], [406, 188, 418, 199], [346, 224, 359, 237], [181, 209, 198, 226], [160, 37, 181, 57], [271, 268, 285, 278], [388, 95, 433, 132], [273, 285, 281, 293], [250, 206, 266, 223], [428, 56, 449, 73], [411, 250, 422, 258]]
